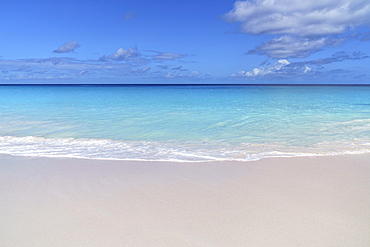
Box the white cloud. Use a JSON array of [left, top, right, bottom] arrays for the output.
[[248, 36, 342, 58], [224, 0, 370, 36], [304, 66, 312, 73], [99, 49, 186, 63], [100, 47, 140, 61], [53, 41, 81, 53], [232, 59, 312, 77], [232, 50, 369, 78], [224, 0, 370, 58]]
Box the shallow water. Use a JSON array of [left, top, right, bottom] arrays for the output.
[[0, 84, 369, 161]]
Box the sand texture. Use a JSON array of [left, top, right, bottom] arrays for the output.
[[0, 154, 369, 246]]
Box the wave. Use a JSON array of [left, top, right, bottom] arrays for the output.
[[1, 135, 370, 162]]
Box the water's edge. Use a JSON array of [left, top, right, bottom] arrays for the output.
[[1, 135, 369, 162]]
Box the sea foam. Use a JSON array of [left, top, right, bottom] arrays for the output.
[[1, 135, 369, 162]]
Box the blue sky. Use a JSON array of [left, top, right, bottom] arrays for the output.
[[1, 0, 370, 84]]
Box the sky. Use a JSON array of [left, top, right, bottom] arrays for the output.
[[1, 0, 370, 84]]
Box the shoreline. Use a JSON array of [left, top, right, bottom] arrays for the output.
[[1, 135, 370, 162], [1, 153, 369, 246], [1, 147, 370, 163]]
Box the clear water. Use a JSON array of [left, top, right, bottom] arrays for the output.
[[0, 84, 369, 161]]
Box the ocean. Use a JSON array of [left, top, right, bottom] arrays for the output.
[[0, 84, 369, 161]]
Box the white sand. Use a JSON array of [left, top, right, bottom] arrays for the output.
[[0, 154, 369, 247]]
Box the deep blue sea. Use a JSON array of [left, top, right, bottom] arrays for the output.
[[0, 84, 369, 161]]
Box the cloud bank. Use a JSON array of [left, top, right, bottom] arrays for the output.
[[1, 45, 200, 82], [224, 0, 370, 58], [232, 51, 369, 78], [224, 0, 370, 36]]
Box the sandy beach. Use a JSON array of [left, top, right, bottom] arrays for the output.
[[0, 154, 369, 247]]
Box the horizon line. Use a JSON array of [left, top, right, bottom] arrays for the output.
[[0, 83, 370, 86]]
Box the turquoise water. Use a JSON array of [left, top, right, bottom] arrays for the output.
[[0, 84, 369, 161]]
